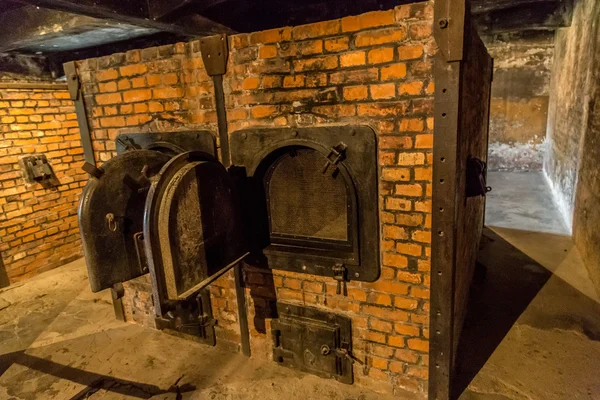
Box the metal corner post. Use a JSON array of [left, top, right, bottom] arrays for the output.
[[430, 0, 466, 398]]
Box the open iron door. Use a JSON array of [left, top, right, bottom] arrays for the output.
[[144, 151, 248, 316], [79, 150, 171, 292]]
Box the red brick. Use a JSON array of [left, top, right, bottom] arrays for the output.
[[343, 86, 368, 101], [385, 197, 411, 211], [412, 230, 431, 243], [355, 27, 407, 47], [381, 168, 410, 181], [96, 69, 118, 81], [393, 296, 419, 310], [415, 134, 433, 148], [283, 75, 305, 88], [293, 20, 340, 40], [383, 225, 407, 240], [381, 63, 407, 80], [123, 89, 152, 103], [368, 47, 394, 64], [379, 136, 412, 149], [370, 83, 396, 99], [96, 93, 122, 105], [340, 51, 366, 67], [369, 318, 393, 333], [398, 45, 424, 60], [363, 330, 387, 344], [120, 64, 148, 77], [399, 81, 424, 96], [324, 37, 349, 52], [251, 105, 278, 118], [259, 45, 278, 59], [294, 56, 338, 72], [394, 323, 421, 337]]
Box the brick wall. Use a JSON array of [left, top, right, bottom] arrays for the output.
[[75, 2, 434, 396], [0, 87, 86, 284]]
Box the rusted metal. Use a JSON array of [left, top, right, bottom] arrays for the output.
[[272, 303, 354, 384], [154, 290, 217, 345], [64, 61, 95, 166], [230, 126, 379, 283], [115, 131, 217, 156], [143, 151, 246, 316], [434, 0, 466, 61], [200, 34, 231, 167], [430, 55, 461, 400], [79, 150, 171, 292], [111, 283, 125, 322], [430, 5, 494, 399]]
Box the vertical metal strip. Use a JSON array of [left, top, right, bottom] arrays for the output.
[[433, 0, 466, 62], [200, 34, 251, 357], [212, 74, 231, 167], [64, 61, 96, 166], [429, 56, 462, 400], [234, 263, 251, 356]]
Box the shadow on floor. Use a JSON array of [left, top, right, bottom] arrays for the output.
[[453, 227, 600, 399], [452, 227, 553, 398]]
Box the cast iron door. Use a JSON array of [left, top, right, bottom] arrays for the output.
[[79, 150, 171, 292], [143, 151, 248, 316]]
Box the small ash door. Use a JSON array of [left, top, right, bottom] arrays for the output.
[[144, 151, 247, 315]]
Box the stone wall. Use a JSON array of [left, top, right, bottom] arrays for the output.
[[484, 32, 554, 171], [74, 2, 435, 396], [545, 0, 599, 230], [572, 1, 600, 297], [0, 86, 85, 284]]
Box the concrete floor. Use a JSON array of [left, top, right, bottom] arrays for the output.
[[457, 171, 600, 399], [1, 170, 598, 400], [0, 259, 402, 400]]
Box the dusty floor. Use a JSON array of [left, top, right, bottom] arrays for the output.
[[0, 259, 403, 400], [1, 170, 599, 400], [457, 171, 600, 399]]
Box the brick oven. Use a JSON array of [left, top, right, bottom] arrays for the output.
[[73, 1, 492, 398]]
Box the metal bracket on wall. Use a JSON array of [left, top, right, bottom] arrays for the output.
[[433, 0, 466, 62], [199, 35, 251, 357], [64, 61, 96, 166], [200, 34, 231, 166]]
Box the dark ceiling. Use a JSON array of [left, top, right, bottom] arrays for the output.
[[0, 0, 574, 79]]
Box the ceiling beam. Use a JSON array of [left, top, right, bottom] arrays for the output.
[[0, 6, 101, 53], [473, 1, 573, 34], [471, 0, 562, 14], [16, 0, 234, 36]]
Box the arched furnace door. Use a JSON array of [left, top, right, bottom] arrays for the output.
[[144, 151, 247, 315]]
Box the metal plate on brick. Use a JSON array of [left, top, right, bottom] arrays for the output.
[[230, 126, 379, 283], [79, 150, 171, 292], [144, 151, 247, 315], [115, 131, 216, 157], [271, 303, 353, 384]]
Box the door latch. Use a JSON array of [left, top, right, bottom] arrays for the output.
[[332, 263, 348, 296], [320, 343, 363, 365], [322, 142, 347, 175]]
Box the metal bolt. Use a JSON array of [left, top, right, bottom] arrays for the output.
[[439, 19, 449, 29], [320, 345, 331, 356], [302, 265, 307, 271], [354, 272, 360, 278], [241, 132, 248, 139]]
